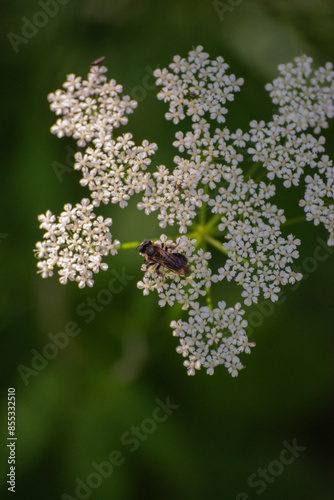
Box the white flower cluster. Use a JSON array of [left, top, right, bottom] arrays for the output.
[[36, 48, 334, 376], [155, 45, 243, 124], [299, 160, 334, 245], [74, 133, 157, 208], [134, 46, 307, 375], [48, 64, 158, 209], [48, 65, 137, 147], [137, 121, 248, 233], [138, 234, 254, 376], [215, 179, 302, 305], [36, 63, 157, 288], [35, 199, 120, 288], [171, 302, 253, 377], [248, 55, 334, 246], [137, 235, 217, 307], [143, 48, 302, 303], [265, 55, 334, 134]]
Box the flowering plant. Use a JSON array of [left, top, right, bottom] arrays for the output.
[[35, 47, 334, 376]]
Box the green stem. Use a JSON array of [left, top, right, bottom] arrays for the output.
[[204, 235, 228, 255], [205, 213, 223, 232], [206, 286, 213, 310], [119, 241, 140, 250], [283, 216, 306, 226], [246, 161, 261, 179], [254, 169, 268, 183], [200, 183, 209, 227]]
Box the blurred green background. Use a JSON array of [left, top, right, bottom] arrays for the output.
[[1, 1, 334, 499]]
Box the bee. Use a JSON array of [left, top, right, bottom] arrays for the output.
[[136, 239, 191, 276]]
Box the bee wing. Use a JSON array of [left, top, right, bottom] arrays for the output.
[[162, 252, 190, 272]]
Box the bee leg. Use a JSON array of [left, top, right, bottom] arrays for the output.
[[160, 241, 177, 252], [155, 264, 164, 277], [165, 242, 177, 251], [143, 261, 164, 277]]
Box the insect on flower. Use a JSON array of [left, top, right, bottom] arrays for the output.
[[136, 239, 191, 276]]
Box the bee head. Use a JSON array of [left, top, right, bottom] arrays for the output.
[[136, 239, 153, 255]]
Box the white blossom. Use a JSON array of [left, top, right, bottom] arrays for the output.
[[171, 301, 255, 376], [36, 49, 334, 376], [34, 199, 120, 287], [48, 65, 137, 147], [248, 55, 334, 245]]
